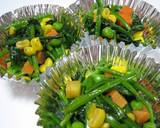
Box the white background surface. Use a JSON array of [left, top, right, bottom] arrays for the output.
[[0, 0, 159, 128]]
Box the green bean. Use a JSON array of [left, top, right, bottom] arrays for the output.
[[95, 0, 103, 36], [130, 80, 157, 101], [32, 55, 39, 78], [132, 24, 144, 31], [107, 115, 128, 128], [122, 81, 156, 124], [60, 113, 72, 127], [64, 78, 122, 114], [66, 121, 72, 128], [58, 90, 68, 105], [83, 73, 109, 93], [122, 118, 141, 128], [46, 45, 53, 51], [46, 51, 56, 61], [100, 95, 125, 120], [108, 22, 131, 37], [111, 12, 131, 31]]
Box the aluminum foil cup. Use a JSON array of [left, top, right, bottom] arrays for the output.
[[0, 4, 81, 85], [36, 36, 160, 128], [69, 0, 160, 47]]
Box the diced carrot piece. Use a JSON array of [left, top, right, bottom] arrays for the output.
[[22, 61, 34, 75], [118, 6, 133, 27], [0, 54, 9, 69], [107, 90, 128, 108], [118, 13, 133, 26], [139, 79, 154, 92], [36, 51, 45, 64], [133, 107, 150, 124], [46, 29, 59, 36], [119, 6, 133, 15]]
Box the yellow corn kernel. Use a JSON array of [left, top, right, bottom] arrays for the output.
[[102, 8, 110, 20], [87, 103, 97, 119], [111, 57, 128, 74], [24, 47, 36, 56], [31, 37, 43, 51], [101, 123, 110, 128], [66, 80, 81, 99], [16, 39, 30, 49], [44, 24, 53, 34], [108, 14, 117, 23], [127, 112, 136, 121], [85, 70, 93, 79], [88, 108, 105, 128], [64, 76, 72, 84], [148, 27, 154, 35], [45, 58, 53, 67], [39, 64, 46, 73], [111, 66, 127, 74], [133, 31, 144, 43], [9, 26, 16, 35], [40, 17, 51, 29], [65, 49, 70, 55], [23, 76, 31, 81]]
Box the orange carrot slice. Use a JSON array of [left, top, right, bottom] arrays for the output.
[[0, 54, 9, 69], [119, 6, 133, 16], [118, 6, 133, 27], [22, 61, 34, 75], [46, 29, 59, 36], [133, 107, 150, 124], [107, 90, 128, 108]]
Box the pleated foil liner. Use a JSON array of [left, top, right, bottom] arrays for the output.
[[69, 0, 160, 47], [37, 36, 160, 128], [0, 4, 81, 85]]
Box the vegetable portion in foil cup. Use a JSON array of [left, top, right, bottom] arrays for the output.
[[70, 0, 160, 47], [0, 4, 82, 82], [36, 37, 160, 128]]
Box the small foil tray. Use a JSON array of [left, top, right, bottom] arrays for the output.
[[0, 4, 79, 85], [69, 0, 160, 47], [37, 35, 160, 127]]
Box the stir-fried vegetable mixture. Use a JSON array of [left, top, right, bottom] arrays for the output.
[[0, 11, 81, 81], [36, 59, 160, 128], [82, 0, 156, 46]]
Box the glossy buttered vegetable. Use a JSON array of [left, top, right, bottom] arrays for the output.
[[82, 0, 156, 46], [36, 57, 160, 128], [0, 11, 81, 81]]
